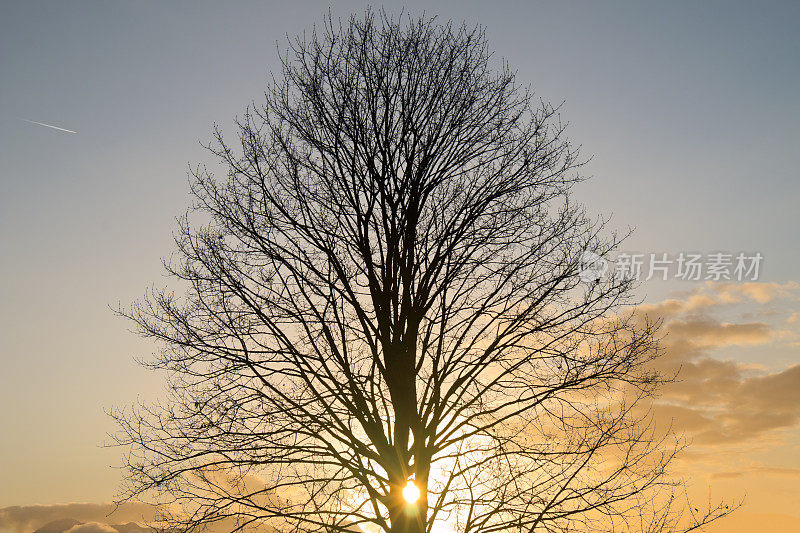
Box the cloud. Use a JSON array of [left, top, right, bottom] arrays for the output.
[[712, 281, 799, 305], [702, 512, 800, 533], [655, 364, 800, 444], [0, 503, 156, 533], [0, 503, 278, 533], [639, 283, 800, 447], [666, 319, 771, 348], [640, 282, 800, 322], [710, 467, 800, 480], [65, 523, 118, 533], [709, 471, 744, 480]]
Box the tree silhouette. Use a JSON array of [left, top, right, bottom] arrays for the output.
[[113, 11, 733, 533]]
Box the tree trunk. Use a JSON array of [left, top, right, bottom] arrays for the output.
[[386, 333, 425, 533]]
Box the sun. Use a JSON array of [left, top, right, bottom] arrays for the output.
[[402, 479, 421, 503]]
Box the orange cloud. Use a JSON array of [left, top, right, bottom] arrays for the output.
[[634, 283, 800, 529], [65, 523, 120, 533], [0, 503, 157, 533], [711, 467, 800, 480], [656, 364, 800, 445], [626, 283, 800, 450], [0, 503, 281, 533], [639, 282, 800, 322], [703, 512, 800, 533], [712, 281, 799, 305], [667, 319, 772, 348]]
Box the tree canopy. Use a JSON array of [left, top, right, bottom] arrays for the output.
[[114, 11, 732, 533]]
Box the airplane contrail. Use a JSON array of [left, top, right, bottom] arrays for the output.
[[21, 118, 77, 134]]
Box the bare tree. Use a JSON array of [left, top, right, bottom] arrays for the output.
[[113, 11, 734, 533]]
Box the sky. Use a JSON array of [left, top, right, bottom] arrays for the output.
[[1, 1, 798, 532]]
